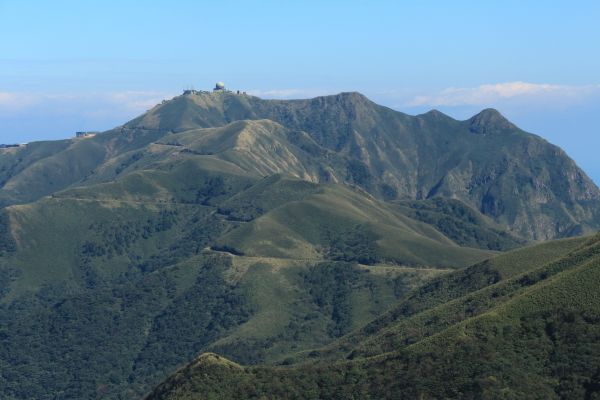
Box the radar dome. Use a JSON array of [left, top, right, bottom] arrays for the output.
[[215, 82, 225, 89]]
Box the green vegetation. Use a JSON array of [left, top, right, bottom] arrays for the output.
[[321, 224, 378, 264], [215, 184, 493, 266], [0, 162, 463, 398], [301, 262, 388, 338], [395, 197, 525, 250], [1, 91, 600, 399], [2, 92, 599, 239], [217, 174, 322, 221], [145, 234, 600, 400], [0, 209, 16, 255]]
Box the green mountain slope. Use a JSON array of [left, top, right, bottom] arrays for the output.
[[1, 91, 598, 239], [1, 90, 599, 399], [126, 91, 600, 239], [0, 127, 169, 207], [154, 119, 346, 181], [393, 197, 526, 250], [145, 234, 600, 400], [0, 152, 494, 398], [215, 184, 492, 267]]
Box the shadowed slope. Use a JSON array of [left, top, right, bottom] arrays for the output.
[[146, 234, 600, 400]]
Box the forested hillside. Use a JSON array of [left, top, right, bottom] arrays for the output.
[[146, 234, 600, 400], [0, 91, 599, 399]]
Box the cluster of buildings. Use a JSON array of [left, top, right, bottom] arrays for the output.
[[4, 82, 242, 150], [183, 82, 246, 96]]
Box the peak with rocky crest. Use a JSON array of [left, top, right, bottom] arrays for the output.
[[468, 108, 516, 134]]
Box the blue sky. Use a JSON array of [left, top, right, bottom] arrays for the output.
[[1, 1, 599, 182]]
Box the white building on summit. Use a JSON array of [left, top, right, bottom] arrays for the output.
[[182, 82, 245, 96], [213, 82, 226, 91]]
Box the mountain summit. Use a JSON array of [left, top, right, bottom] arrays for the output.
[[468, 108, 516, 134], [6, 90, 591, 239], [1, 91, 599, 239], [1, 89, 600, 398]]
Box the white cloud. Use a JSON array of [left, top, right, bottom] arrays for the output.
[[0, 90, 174, 116], [0, 90, 176, 142], [0, 92, 39, 110], [104, 91, 173, 111], [406, 82, 600, 107]]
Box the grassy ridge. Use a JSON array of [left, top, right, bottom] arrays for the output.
[[145, 234, 600, 399], [2, 92, 599, 239], [0, 127, 172, 207], [1, 91, 599, 398], [216, 184, 493, 267], [0, 159, 479, 398]]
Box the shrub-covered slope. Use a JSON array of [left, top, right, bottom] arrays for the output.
[[146, 234, 600, 400], [0, 153, 492, 399], [1, 90, 598, 399], [215, 184, 492, 267]]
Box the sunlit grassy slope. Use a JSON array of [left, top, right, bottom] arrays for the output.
[[216, 184, 493, 267], [1, 90, 599, 399], [2, 91, 599, 239], [0, 149, 496, 399]]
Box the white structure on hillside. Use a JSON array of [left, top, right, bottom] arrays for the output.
[[76, 131, 98, 138]]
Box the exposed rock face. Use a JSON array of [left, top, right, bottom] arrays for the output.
[[468, 108, 517, 134]]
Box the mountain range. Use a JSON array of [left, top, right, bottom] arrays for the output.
[[2, 91, 599, 239], [0, 90, 599, 399], [146, 233, 600, 399]]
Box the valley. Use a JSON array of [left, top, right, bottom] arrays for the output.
[[0, 91, 598, 399]]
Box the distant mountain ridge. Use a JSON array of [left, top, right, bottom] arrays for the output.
[[2, 90, 598, 239], [1, 89, 599, 399]]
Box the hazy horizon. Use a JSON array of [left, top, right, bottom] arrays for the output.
[[1, 1, 599, 182]]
